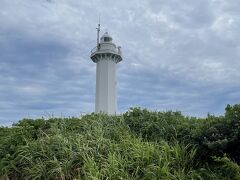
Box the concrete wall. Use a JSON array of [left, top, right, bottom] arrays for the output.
[[95, 58, 117, 114]]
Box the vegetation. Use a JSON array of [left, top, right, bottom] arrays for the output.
[[0, 104, 240, 179]]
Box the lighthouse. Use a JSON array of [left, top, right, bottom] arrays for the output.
[[90, 24, 122, 114]]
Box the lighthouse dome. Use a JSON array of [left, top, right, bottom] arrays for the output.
[[100, 32, 113, 43]]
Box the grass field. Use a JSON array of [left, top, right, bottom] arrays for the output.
[[0, 104, 240, 179]]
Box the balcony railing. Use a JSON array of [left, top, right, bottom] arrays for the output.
[[91, 46, 122, 55]]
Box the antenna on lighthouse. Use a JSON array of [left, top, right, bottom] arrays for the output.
[[96, 16, 101, 50]]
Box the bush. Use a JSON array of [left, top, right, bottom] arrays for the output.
[[123, 107, 192, 142], [192, 104, 240, 163]]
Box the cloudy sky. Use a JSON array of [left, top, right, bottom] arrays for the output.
[[1, 0, 240, 126]]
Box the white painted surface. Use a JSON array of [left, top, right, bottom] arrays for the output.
[[95, 58, 117, 114]]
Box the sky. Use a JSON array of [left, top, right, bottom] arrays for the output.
[[1, 0, 240, 126]]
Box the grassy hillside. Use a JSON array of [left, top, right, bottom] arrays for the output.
[[0, 104, 240, 179]]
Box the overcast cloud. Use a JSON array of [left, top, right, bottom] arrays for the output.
[[1, 0, 240, 126]]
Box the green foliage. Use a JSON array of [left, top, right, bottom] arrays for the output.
[[212, 155, 240, 180], [123, 107, 194, 143], [0, 104, 240, 179], [193, 104, 240, 163]]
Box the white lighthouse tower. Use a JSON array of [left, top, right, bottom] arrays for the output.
[[90, 24, 122, 114]]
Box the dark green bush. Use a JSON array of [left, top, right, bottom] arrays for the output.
[[123, 107, 192, 142], [192, 104, 240, 163]]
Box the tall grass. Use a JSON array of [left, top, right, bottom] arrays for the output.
[[1, 106, 240, 179]]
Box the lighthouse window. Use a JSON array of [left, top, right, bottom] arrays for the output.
[[104, 37, 110, 42]]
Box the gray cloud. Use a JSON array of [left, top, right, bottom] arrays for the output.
[[0, 0, 240, 125]]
